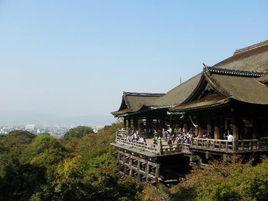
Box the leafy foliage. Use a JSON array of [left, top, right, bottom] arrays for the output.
[[64, 126, 94, 138], [0, 122, 143, 201], [170, 157, 268, 201], [1, 123, 268, 201], [140, 184, 171, 201]]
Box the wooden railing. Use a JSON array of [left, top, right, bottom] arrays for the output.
[[236, 137, 268, 152], [161, 143, 182, 155], [116, 137, 159, 154], [191, 138, 235, 152], [115, 130, 183, 155], [191, 137, 268, 153], [115, 130, 268, 155]]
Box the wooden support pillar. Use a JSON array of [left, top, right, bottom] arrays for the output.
[[214, 125, 221, 139], [232, 118, 239, 141], [214, 118, 221, 139], [145, 162, 149, 182], [129, 156, 133, 176], [133, 117, 138, 130], [117, 152, 122, 173], [194, 126, 199, 137], [224, 119, 228, 130], [137, 160, 141, 181], [156, 119, 160, 128], [253, 119, 258, 139], [157, 139, 162, 155], [145, 118, 153, 135], [233, 124, 239, 140], [160, 118, 165, 129], [155, 164, 160, 182], [127, 118, 131, 129], [183, 123, 188, 133], [207, 119, 212, 138], [123, 117, 127, 129], [123, 154, 127, 175], [145, 118, 149, 135], [199, 127, 204, 137], [207, 119, 212, 134]]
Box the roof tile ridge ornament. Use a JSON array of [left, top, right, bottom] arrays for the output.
[[203, 65, 263, 78], [123, 91, 165, 97], [202, 63, 212, 76]]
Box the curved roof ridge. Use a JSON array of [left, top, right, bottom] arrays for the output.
[[213, 40, 268, 72], [164, 73, 202, 94], [234, 40, 268, 55], [123, 91, 165, 97]]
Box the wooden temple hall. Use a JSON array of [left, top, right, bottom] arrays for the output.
[[111, 40, 268, 183]]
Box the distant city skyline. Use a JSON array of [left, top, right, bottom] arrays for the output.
[[0, 1, 267, 126]]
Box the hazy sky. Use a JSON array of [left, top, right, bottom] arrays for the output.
[[0, 0, 267, 126]]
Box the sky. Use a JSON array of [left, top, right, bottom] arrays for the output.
[[0, 0, 267, 126]]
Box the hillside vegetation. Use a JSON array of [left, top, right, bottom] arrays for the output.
[[0, 124, 267, 201]]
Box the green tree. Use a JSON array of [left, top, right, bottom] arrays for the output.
[[0, 160, 46, 201], [0, 130, 36, 177], [64, 126, 94, 138], [2, 130, 35, 147], [22, 134, 68, 178]]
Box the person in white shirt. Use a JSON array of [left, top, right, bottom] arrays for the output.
[[133, 131, 139, 141], [167, 127, 172, 134], [227, 132, 234, 142]]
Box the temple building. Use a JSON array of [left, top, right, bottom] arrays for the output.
[[111, 40, 268, 183]]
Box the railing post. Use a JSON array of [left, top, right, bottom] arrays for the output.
[[115, 130, 118, 142], [157, 139, 162, 155], [233, 140, 237, 152], [155, 164, 160, 183]]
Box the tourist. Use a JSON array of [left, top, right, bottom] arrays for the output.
[[138, 137, 145, 144], [133, 130, 139, 141], [162, 128, 167, 141], [227, 132, 234, 142]]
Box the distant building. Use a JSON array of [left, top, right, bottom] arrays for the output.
[[111, 40, 268, 183], [25, 124, 35, 131]]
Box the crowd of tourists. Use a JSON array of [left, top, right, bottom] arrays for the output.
[[117, 129, 147, 144], [117, 127, 235, 146], [152, 128, 193, 145], [117, 127, 195, 145]]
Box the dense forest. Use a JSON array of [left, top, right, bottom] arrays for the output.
[[0, 123, 267, 201]]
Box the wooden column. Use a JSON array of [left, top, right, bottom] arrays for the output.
[[253, 119, 258, 139], [194, 126, 199, 137], [224, 119, 228, 130], [129, 156, 133, 176], [127, 118, 131, 129], [183, 123, 188, 133], [145, 162, 149, 182], [160, 118, 165, 129], [133, 117, 138, 130], [146, 118, 149, 134], [123, 117, 127, 129], [199, 126, 204, 137], [214, 125, 221, 139], [232, 117, 239, 141], [123, 154, 127, 175], [137, 160, 141, 181], [155, 164, 160, 183], [207, 119, 212, 137], [214, 119, 221, 139]]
